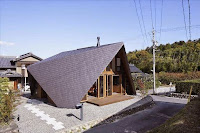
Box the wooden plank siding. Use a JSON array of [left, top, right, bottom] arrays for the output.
[[85, 48, 132, 101]]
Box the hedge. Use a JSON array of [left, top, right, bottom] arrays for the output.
[[176, 79, 200, 95], [158, 71, 200, 85]]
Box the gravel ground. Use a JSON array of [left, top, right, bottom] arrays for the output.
[[13, 93, 142, 133]]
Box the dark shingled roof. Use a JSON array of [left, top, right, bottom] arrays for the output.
[[129, 64, 143, 73], [12, 52, 42, 62], [0, 56, 16, 68], [129, 64, 146, 77], [0, 69, 22, 78], [28, 42, 134, 108], [0, 53, 42, 69]]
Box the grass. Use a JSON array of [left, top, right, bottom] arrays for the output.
[[148, 97, 200, 133]]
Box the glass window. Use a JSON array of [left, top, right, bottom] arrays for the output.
[[113, 76, 119, 85], [106, 63, 111, 71], [117, 58, 121, 66], [99, 76, 104, 97]]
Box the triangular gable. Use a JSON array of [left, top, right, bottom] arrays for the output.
[[118, 46, 135, 94], [12, 52, 42, 62], [28, 42, 134, 108], [20, 57, 41, 62]]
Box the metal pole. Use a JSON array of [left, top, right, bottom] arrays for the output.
[[80, 105, 83, 121], [152, 29, 156, 94], [24, 74, 26, 91]]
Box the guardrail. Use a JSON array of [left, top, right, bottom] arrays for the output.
[[167, 93, 198, 99]]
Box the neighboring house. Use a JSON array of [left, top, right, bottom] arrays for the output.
[[129, 64, 146, 78], [0, 53, 42, 89], [28, 42, 136, 108]]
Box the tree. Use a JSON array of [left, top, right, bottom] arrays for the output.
[[127, 39, 200, 73]]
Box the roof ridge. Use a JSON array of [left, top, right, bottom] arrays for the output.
[[0, 56, 16, 58], [30, 42, 124, 67], [12, 52, 42, 62]]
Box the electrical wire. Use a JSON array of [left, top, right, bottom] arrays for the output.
[[188, 0, 191, 40], [150, 0, 154, 29], [154, 0, 157, 33], [159, 0, 164, 42], [181, 0, 188, 40], [133, 0, 147, 46], [138, 0, 149, 45], [155, 25, 200, 33]]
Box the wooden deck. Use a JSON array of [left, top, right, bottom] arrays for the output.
[[87, 94, 133, 106]]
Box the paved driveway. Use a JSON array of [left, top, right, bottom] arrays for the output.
[[85, 95, 187, 133]]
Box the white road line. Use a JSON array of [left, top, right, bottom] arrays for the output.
[[24, 104, 65, 131]]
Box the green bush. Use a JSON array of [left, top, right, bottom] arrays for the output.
[[0, 78, 16, 125], [175, 79, 200, 95], [158, 71, 200, 85]]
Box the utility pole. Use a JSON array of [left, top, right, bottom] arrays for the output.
[[152, 29, 156, 94]]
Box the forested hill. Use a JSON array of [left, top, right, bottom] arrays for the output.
[[127, 39, 200, 73]]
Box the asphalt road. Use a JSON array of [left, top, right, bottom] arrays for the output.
[[85, 95, 187, 133]]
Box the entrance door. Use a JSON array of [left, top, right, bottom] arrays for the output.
[[98, 75, 113, 98], [107, 75, 113, 96]]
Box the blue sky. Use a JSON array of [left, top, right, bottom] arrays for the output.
[[0, 0, 200, 59]]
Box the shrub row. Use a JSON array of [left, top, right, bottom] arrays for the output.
[[175, 79, 200, 95], [157, 71, 200, 85]]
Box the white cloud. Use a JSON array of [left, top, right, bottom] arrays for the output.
[[0, 41, 15, 46]]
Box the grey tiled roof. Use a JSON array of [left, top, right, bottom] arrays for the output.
[[0, 69, 22, 77], [28, 42, 134, 108], [12, 52, 42, 62], [129, 64, 143, 73], [0, 52, 42, 69], [0, 56, 16, 68], [129, 64, 146, 77]]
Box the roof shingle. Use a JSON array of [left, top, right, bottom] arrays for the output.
[[0, 69, 22, 77], [0, 56, 16, 68], [28, 42, 130, 108]]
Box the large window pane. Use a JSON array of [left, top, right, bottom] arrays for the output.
[[99, 76, 103, 97]]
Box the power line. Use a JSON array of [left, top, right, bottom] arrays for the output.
[[150, 0, 154, 29], [159, 0, 164, 41], [138, 0, 148, 45], [133, 0, 147, 46], [155, 25, 200, 33], [154, 0, 157, 33], [188, 0, 192, 40], [181, 0, 189, 40]]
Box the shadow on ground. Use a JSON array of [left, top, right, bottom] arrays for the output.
[[87, 95, 154, 129], [66, 113, 81, 120], [84, 96, 186, 133], [21, 91, 55, 106]]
